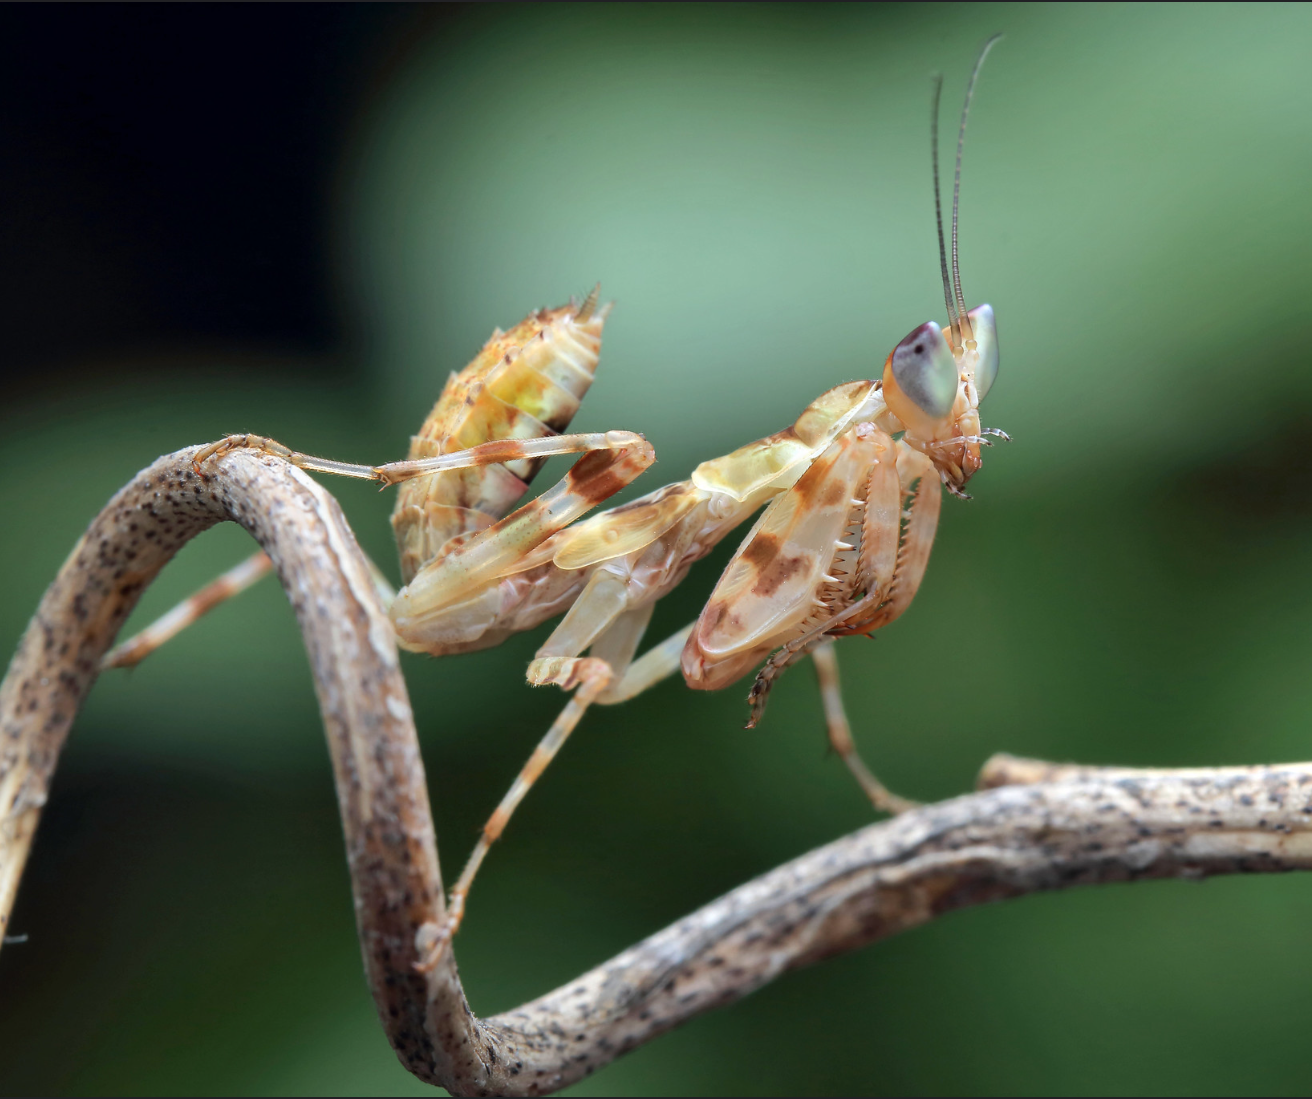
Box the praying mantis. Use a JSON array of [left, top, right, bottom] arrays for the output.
[[103, 37, 1006, 969]]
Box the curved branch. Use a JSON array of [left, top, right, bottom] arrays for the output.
[[0, 447, 461, 1083], [4, 448, 1312, 1096]]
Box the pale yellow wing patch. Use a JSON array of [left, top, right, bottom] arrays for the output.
[[690, 380, 878, 502], [790, 380, 879, 447], [551, 487, 703, 570], [690, 433, 813, 503], [452, 393, 555, 481]]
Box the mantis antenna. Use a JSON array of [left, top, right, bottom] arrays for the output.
[[930, 73, 962, 355], [950, 32, 1003, 350]]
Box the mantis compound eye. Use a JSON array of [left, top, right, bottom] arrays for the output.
[[965, 303, 999, 401], [888, 321, 958, 419]]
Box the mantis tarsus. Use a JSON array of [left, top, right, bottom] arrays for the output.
[[104, 36, 1007, 969]]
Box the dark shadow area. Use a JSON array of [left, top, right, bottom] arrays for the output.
[[0, 4, 420, 391]]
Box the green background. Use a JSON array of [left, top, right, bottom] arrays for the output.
[[4, 3, 1312, 1094]]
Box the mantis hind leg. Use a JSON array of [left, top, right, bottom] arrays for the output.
[[418, 577, 653, 970], [420, 601, 699, 970], [418, 652, 615, 973], [100, 551, 275, 669], [192, 429, 650, 487], [109, 429, 651, 669], [100, 550, 397, 670], [811, 641, 917, 815]]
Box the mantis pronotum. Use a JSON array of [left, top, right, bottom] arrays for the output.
[[105, 38, 1006, 968]]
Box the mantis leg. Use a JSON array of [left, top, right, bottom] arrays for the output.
[[113, 430, 651, 668], [100, 551, 274, 669], [388, 437, 655, 648], [193, 429, 648, 487], [744, 442, 941, 725], [419, 653, 614, 972], [419, 623, 699, 970], [418, 573, 657, 970], [597, 622, 694, 704], [100, 550, 397, 670], [810, 640, 917, 815]]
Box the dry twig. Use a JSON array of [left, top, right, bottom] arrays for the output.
[[4, 447, 1312, 1095]]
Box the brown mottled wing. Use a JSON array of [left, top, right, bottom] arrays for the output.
[[693, 430, 878, 662], [391, 298, 607, 583]]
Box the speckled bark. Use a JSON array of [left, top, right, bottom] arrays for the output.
[[0, 448, 460, 1086], [5, 449, 1312, 1097]]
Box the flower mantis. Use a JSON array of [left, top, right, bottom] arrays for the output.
[[105, 37, 1006, 968]]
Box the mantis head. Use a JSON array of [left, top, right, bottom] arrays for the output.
[[881, 33, 1002, 496], [881, 302, 999, 492]]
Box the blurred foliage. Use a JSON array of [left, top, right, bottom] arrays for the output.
[[4, 3, 1312, 1095]]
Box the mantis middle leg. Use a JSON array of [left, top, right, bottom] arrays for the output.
[[811, 640, 918, 815]]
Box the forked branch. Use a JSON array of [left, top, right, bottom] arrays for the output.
[[4, 448, 1312, 1096]]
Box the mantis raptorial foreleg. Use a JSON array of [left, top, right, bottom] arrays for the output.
[[742, 443, 941, 727]]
